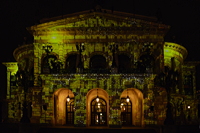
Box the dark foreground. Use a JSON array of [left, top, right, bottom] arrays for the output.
[[0, 123, 200, 133]]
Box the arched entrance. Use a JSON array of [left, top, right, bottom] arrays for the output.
[[53, 88, 74, 125], [66, 98, 74, 125], [86, 88, 109, 127], [120, 98, 132, 126], [91, 97, 107, 126], [121, 88, 144, 126]]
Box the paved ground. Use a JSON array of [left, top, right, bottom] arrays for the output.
[[0, 123, 200, 133], [37, 126, 158, 133], [0, 124, 159, 133]]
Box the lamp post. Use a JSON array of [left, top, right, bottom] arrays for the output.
[[187, 105, 191, 123], [16, 70, 30, 123], [76, 43, 85, 73], [109, 43, 118, 73], [157, 67, 179, 125], [67, 89, 70, 102]]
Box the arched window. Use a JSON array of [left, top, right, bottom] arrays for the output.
[[66, 99, 74, 125], [66, 54, 78, 73], [90, 55, 107, 73], [91, 98, 107, 126], [41, 55, 57, 74], [120, 98, 132, 126], [118, 54, 131, 73]]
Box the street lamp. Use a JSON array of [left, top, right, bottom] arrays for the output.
[[76, 42, 85, 73], [187, 105, 191, 122], [67, 89, 70, 102], [96, 89, 99, 102], [156, 66, 179, 125], [16, 70, 30, 123], [126, 89, 130, 102]]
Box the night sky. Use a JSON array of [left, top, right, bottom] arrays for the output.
[[0, 0, 200, 94]]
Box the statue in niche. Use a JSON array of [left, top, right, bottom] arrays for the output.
[[42, 55, 56, 73], [48, 58, 63, 73]]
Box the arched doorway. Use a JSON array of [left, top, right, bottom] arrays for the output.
[[86, 88, 109, 127], [120, 98, 132, 126], [91, 98, 107, 126], [53, 88, 74, 125], [66, 98, 74, 125], [121, 88, 144, 126]]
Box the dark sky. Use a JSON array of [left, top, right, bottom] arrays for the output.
[[1, 0, 200, 61], [0, 0, 200, 92]]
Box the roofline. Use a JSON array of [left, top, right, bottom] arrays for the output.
[[27, 8, 162, 32], [39, 9, 158, 24]]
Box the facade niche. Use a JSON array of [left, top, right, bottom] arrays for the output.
[[41, 55, 58, 74]]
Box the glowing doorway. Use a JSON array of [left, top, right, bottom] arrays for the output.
[[86, 88, 109, 127], [66, 99, 74, 125], [91, 98, 107, 126], [121, 88, 144, 126], [53, 88, 74, 125], [120, 98, 132, 126]]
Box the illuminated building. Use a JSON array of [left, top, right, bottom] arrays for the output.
[[2, 8, 199, 127]]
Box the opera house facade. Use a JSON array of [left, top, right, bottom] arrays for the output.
[[3, 8, 199, 127]]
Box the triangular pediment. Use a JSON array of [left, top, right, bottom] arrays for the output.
[[28, 9, 169, 34]]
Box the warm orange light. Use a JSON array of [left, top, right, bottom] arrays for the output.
[[96, 96, 99, 102], [126, 96, 130, 102], [67, 95, 70, 102]]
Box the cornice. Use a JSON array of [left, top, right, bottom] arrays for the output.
[[13, 44, 34, 61], [35, 38, 164, 44], [164, 42, 188, 59], [34, 27, 169, 36], [2, 62, 18, 68]]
